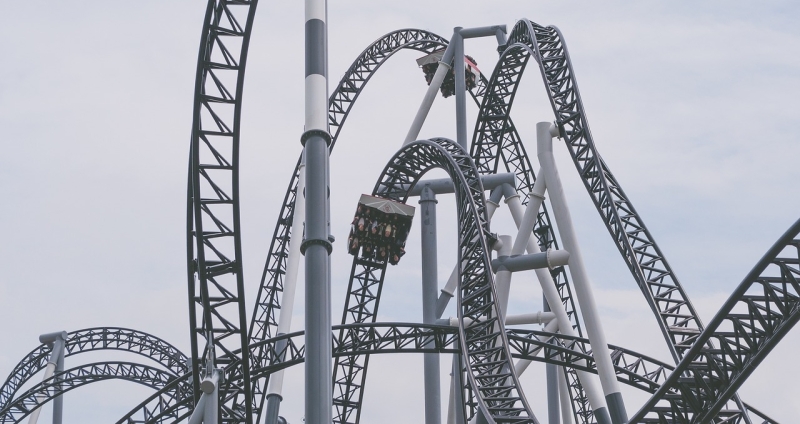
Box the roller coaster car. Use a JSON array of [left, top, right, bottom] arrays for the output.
[[417, 49, 480, 98], [348, 194, 415, 265]]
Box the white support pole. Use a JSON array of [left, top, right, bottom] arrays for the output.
[[558, 366, 575, 424], [265, 156, 306, 424], [28, 332, 66, 424], [436, 200, 499, 318], [536, 122, 627, 424], [202, 371, 220, 424], [494, 235, 513, 318], [504, 183, 611, 424], [187, 396, 208, 424], [420, 186, 441, 424], [303, 1, 332, 423], [26, 362, 56, 424], [404, 44, 455, 145]]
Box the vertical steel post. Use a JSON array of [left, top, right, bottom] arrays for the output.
[[420, 186, 442, 424], [504, 184, 611, 424], [265, 154, 306, 424], [28, 332, 66, 424], [544, 297, 560, 424], [53, 341, 64, 424], [558, 366, 574, 424], [452, 28, 467, 150], [452, 354, 466, 424], [202, 371, 220, 424], [303, 0, 332, 423], [404, 44, 455, 145], [536, 122, 627, 424]]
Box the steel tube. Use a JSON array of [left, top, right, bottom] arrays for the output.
[[558, 366, 575, 424], [436, 200, 499, 319], [459, 25, 507, 39], [545, 298, 560, 424], [453, 28, 467, 149], [404, 43, 455, 145], [494, 235, 513, 318], [537, 122, 626, 424], [420, 186, 441, 424], [26, 362, 55, 424], [407, 173, 515, 197], [187, 395, 207, 424], [303, 1, 332, 423], [452, 354, 465, 424], [491, 250, 569, 273], [53, 343, 64, 424], [265, 156, 306, 424], [203, 372, 219, 424], [505, 184, 611, 424], [29, 332, 67, 424]]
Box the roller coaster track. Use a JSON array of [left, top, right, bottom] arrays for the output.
[[632, 218, 800, 423], [2, 7, 790, 422], [0, 327, 186, 411], [186, 0, 259, 423], [0, 362, 176, 424], [237, 26, 585, 424], [473, 18, 761, 421], [248, 29, 457, 424], [117, 321, 677, 424], [360, 137, 538, 422]]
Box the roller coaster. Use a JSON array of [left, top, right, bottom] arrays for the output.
[[2, 2, 799, 424]]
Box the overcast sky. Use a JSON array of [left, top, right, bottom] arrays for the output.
[[1, 1, 800, 423]]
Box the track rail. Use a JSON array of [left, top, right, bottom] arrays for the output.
[[248, 29, 454, 424], [363, 138, 536, 422], [0, 362, 176, 424], [473, 18, 756, 421], [120, 321, 682, 424], [186, 1, 259, 423], [0, 327, 186, 411], [633, 218, 800, 423]]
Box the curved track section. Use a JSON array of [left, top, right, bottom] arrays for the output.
[[633, 218, 800, 423], [0, 362, 176, 423], [0, 327, 187, 411], [248, 29, 453, 423], [127, 321, 681, 424], [185, 1, 259, 422], [345, 138, 535, 422], [473, 17, 756, 420]]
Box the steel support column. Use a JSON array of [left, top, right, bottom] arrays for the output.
[[537, 122, 627, 423], [303, 1, 333, 423], [420, 186, 442, 424]]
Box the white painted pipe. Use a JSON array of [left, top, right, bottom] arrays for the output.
[[404, 45, 454, 145], [436, 201, 499, 318], [537, 121, 626, 423], [266, 157, 306, 398], [558, 366, 575, 424], [443, 311, 555, 327], [26, 362, 56, 424], [446, 362, 455, 424], [187, 395, 207, 424], [505, 184, 610, 421], [505, 311, 556, 326], [200, 371, 220, 394], [495, 235, 513, 318]]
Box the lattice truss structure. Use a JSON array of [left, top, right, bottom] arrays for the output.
[[1, 2, 797, 423]]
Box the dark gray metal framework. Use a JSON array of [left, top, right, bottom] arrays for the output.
[[0, 327, 187, 410], [0, 362, 178, 423], [186, 1, 258, 423], [1, 7, 794, 424], [631, 218, 800, 423]]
